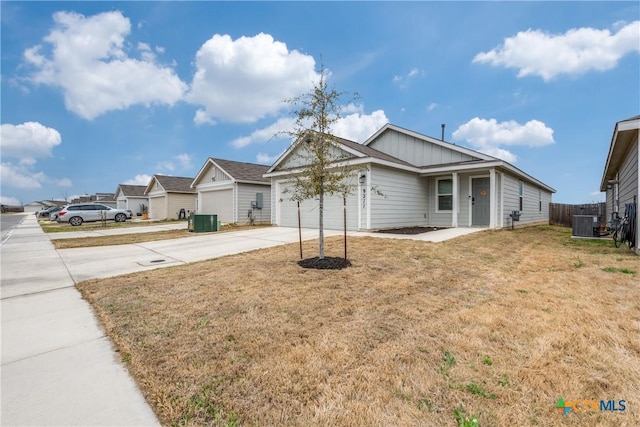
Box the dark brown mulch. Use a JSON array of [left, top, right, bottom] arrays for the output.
[[375, 226, 447, 235], [298, 257, 352, 270]]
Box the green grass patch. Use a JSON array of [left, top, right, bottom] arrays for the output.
[[601, 267, 636, 275]]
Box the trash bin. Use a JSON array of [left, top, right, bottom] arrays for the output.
[[189, 214, 218, 232]]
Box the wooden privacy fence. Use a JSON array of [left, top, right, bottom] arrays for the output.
[[549, 202, 607, 228]]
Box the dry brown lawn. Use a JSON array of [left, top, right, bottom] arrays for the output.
[[77, 226, 639, 426], [41, 218, 188, 233]]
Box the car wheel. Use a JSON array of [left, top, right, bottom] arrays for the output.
[[69, 216, 83, 226], [114, 213, 126, 222]]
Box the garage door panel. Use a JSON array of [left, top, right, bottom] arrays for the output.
[[278, 182, 358, 230], [200, 189, 233, 223], [149, 196, 165, 219]]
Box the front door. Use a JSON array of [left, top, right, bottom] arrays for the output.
[[472, 178, 490, 226]]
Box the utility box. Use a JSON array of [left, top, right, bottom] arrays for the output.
[[572, 215, 598, 237], [189, 214, 218, 233]]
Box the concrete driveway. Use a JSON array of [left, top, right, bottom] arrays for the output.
[[58, 227, 344, 283], [57, 225, 486, 283]]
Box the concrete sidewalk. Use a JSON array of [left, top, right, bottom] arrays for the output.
[[1, 214, 160, 426]]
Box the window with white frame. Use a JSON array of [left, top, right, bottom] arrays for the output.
[[437, 178, 453, 211], [538, 189, 542, 212], [519, 181, 524, 211]]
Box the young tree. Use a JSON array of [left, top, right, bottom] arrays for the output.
[[283, 66, 359, 261]]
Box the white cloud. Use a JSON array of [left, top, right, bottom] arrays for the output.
[[55, 177, 73, 187], [452, 117, 555, 162], [256, 152, 282, 165], [231, 117, 296, 148], [473, 21, 640, 81], [1, 122, 61, 164], [332, 110, 389, 143], [393, 67, 422, 87], [0, 195, 22, 206], [187, 33, 319, 124], [427, 102, 438, 112], [23, 11, 187, 119], [175, 153, 193, 169], [124, 174, 152, 185], [194, 109, 216, 126], [155, 153, 193, 172], [1, 162, 46, 189], [231, 108, 388, 148]]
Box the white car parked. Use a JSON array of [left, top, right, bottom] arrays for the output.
[[56, 203, 133, 226]]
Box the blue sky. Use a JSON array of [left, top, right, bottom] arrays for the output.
[[1, 1, 638, 206]]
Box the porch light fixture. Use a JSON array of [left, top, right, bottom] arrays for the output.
[[359, 174, 366, 184]]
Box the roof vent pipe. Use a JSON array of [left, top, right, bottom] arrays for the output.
[[441, 124, 445, 141]]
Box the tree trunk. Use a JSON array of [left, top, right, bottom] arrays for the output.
[[297, 201, 302, 259], [343, 196, 347, 260], [319, 191, 324, 259]]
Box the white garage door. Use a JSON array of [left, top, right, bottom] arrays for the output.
[[278, 183, 358, 230], [149, 196, 165, 219], [200, 189, 233, 223]]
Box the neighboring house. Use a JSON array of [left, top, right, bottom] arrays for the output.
[[191, 158, 271, 224], [23, 200, 66, 213], [265, 123, 555, 231], [600, 115, 639, 255], [23, 201, 54, 213], [69, 193, 116, 208], [115, 184, 148, 215], [144, 175, 196, 220]]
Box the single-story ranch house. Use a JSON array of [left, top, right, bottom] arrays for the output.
[[23, 200, 64, 213], [191, 158, 271, 224], [114, 184, 148, 215], [144, 174, 196, 220], [264, 124, 555, 231], [600, 115, 639, 254]]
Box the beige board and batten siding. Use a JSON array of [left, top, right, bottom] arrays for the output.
[[368, 128, 479, 166], [201, 163, 232, 184], [368, 164, 429, 229], [237, 183, 271, 225]]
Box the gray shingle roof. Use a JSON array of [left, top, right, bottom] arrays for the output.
[[211, 158, 270, 183], [118, 185, 147, 197], [154, 175, 196, 193]]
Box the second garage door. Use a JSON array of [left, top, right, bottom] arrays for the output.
[[148, 196, 166, 220], [278, 182, 358, 230], [199, 189, 233, 223]]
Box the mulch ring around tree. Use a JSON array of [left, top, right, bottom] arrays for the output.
[[375, 226, 447, 235], [298, 257, 352, 270]]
